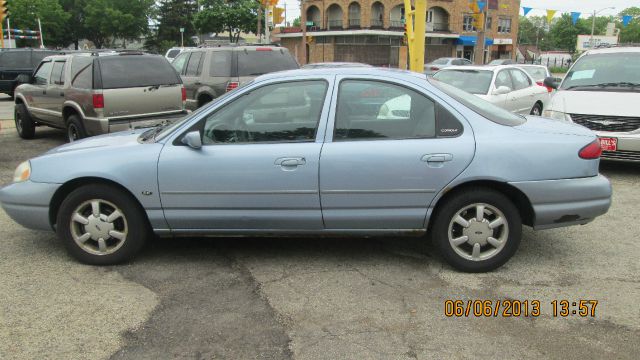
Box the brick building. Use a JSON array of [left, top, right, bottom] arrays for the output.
[[276, 0, 520, 67]]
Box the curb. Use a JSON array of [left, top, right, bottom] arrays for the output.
[[1, 119, 15, 133]]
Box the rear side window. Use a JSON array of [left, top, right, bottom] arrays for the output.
[[71, 57, 93, 89], [236, 49, 298, 76], [185, 51, 203, 76], [209, 51, 232, 77], [166, 49, 181, 58], [32, 51, 57, 66], [98, 56, 181, 89], [50, 61, 66, 85], [0, 52, 31, 68]]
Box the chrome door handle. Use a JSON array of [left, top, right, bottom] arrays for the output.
[[421, 153, 453, 163], [274, 157, 306, 167]]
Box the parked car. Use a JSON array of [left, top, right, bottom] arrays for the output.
[[488, 59, 515, 65], [14, 51, 187, 142], [164, 47, 195, 62], [432, 65, 549, 115], [172, 44, 299, 110], [424, 57, 472, 76], [302, 62, 372, 69], [516, 64, 555, 92], [0, 68, 611, 272], [543, 46, 640, 162], [0, 48, 61, 98]]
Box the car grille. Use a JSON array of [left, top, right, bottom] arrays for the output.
[[602, 150, 640, 162], [570, 114, 640, 132]]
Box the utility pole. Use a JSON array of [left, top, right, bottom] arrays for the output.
[[265, 6, 270, 43], [7, 17, 11, 48], [474, 7, 488, 64], [301, 0, 307, 64], [257, 6, 262, 42], [37, 18, 44, 48]]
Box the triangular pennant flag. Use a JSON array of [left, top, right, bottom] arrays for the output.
[[571, 12, 581, 25], [546, 9, 557, 23], [478, 1, 486, 12], [623, 15, 633, 27], [522, 7, 532, 16]]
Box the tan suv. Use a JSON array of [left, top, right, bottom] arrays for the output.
[[14, 51, 187, 141]]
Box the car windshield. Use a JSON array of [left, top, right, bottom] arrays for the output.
[[432, 58, 450, 65], [561, 52, 640, 91], [428, 78, 526, 126], [521, 67, 547, 81], [432, 69, 494, 94], [152, 80, 256, 141]]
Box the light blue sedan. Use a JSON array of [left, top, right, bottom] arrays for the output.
[[0, 68, 612, 272]]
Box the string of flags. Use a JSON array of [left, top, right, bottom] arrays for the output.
[[519, 3, 636, 27]]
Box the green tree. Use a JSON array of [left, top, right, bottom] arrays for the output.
[[154, 0, 199, 51], [8, 0, 71, 48], [195, 0, 260, 43], [292, 16, 301, 27], [617, 7, 640, 44], [83, 0, 154, 48], [547, 14, 591, 52], [59, 0, 88, 50]]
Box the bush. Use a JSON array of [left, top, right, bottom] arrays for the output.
[[548, 66, 568, 74]]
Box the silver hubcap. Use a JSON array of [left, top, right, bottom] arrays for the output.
[[532, 106, 541, 115], [15, 112, 22, 132], [70, 199, 128, 256], [448, 203, 509, 261], [68, 125, 78, 141]]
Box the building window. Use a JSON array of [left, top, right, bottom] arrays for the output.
[[486, 17, 492, 31], [498, 18, 511, 33], [463, 15, 476, 32]]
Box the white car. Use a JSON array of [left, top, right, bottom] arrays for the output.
[[516, 64, 554, 91], [164, 47, 196, 62], [424, 57, 472, 76], [433, 65, 550, 116], [543, 46, 640, 162]]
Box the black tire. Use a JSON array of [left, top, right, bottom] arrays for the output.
[[430, 188, 522, 273], [15, 103, 35, 139], [56, 184, 149, 265], [198, 95, 213, 108], [530, 102, 543, 116], [66, 114, 87, 142]]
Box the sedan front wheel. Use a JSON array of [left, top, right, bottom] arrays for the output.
[[56, 184, 149, 265], [431, 188, 522, 272]]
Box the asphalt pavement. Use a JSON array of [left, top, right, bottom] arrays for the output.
[[1, 117, 639, 359]]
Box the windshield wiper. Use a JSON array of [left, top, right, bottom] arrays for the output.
[[565, 82, 640, 90]]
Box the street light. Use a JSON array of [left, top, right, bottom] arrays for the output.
[[590, 7, 615, 48]]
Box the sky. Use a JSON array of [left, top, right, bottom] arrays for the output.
[[276, 0, 638, 25]]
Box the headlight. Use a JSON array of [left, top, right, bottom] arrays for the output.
[[13, 161, 31, 183], [542, 110, 571, 121]]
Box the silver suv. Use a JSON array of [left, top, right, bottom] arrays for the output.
[[172, 44, 299, 110], [14, 51, 187, 141]]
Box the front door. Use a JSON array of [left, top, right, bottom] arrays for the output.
[[508, 68, 536, 115], [24, 60, 53, 121], [319, 77, 475, 230], [158, 78, 331, 231]]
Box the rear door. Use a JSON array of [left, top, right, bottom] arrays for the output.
[[98, 55, 183, 119], [492, 69, 512, 110], [508, 68, 536, 115], [181, 51, 205, 109], [205, 50, 233, 99], [319, 77, 475, 230]]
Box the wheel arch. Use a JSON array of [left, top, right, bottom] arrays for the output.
[[49, 177, 150, 230], [62, 103, 82, 122], [427, 180, 535, 230], [197, 91, 214, 107]]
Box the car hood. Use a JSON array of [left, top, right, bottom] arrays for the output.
[[549, 90, 640, 117], [45, 129, 148, 155], [515, 115, 594, 137]]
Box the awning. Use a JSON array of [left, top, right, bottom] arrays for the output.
[[457, 35, 494, 46]]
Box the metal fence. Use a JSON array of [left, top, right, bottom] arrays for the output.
[[517, 57, 573, 69]]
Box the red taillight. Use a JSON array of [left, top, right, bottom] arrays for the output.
[[579, 140, 602, 159], [431, 67, 440, 71], [537, 81, 553, 93], [226, 81, 239, 92], [181, 86, 187, 102], [92, 94, 104, 109], [255, 47, 272, 51]]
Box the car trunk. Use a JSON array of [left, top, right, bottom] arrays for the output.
[[98, 55, 183, 120]]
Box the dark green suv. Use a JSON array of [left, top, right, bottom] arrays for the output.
[[171, 44, 299, 110]]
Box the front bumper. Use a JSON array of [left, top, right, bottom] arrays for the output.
[[596, 133, 640, 162], [0, 181, 61, 231], [509, 174, 612, 230]]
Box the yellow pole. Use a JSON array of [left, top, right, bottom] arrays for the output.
[[0, 19, 4, 49], [403, 0, 427, 73]]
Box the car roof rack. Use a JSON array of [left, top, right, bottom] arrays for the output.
[[197, 43, 280, 48]]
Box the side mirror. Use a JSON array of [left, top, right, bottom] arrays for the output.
[[15, 74, 32, 85], [543, 76, 559, 90], [181, 130, 202, 149], [493, 86, 512, 95]]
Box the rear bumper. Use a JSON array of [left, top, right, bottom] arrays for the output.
[[509, 174, 612, 230], [84, 111, 188, 136], [0, 181, 61, 231]]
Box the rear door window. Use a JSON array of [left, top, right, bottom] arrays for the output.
[[50, 61, 66, 85], [166, 49, 181, 59], [98, 56, 181, 89], [1, 52, 31, 68], [236, 49, 298, 76], [185, 51, 203, 76], [495, 70, 513, 89], [509, 69, 532, 90], [209, 51, 232, 77], [71, 57, 93, 89]]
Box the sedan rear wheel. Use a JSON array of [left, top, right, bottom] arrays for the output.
[[431, 188, 522, 272], [57, 184, 148, 265], [530, 103, 542, 116]]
